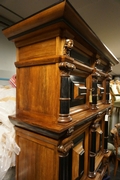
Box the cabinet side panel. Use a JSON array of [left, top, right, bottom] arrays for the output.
[[16, 130, 58, 180], [18, 39, 56, 61], [16, 63, 60, 119]]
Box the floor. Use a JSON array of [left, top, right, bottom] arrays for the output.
[[3, 167, 15, 180], [2, 163, 120, 180], [109, 162, 120, 180]]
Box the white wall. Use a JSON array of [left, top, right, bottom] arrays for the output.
[[0, 26, 16, 84]]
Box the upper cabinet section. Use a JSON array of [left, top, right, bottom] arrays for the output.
[[3, 1, 119, 66], [2, 0, 119, 124]]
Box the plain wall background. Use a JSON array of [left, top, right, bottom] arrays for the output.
[[0, 26, 16, 84]]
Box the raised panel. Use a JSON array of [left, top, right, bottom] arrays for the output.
[[70, 75, 86, 107], [72, 141, 85, 180], [17, 63, 60, 119]]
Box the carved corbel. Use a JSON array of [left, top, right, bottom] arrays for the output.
[[63, 39, 74, 56], [105, 62, 113, 73], [58, 141, 74, 180], [95, 58, 101, 65], [58, 141, 74, 156], [108, 65, 113, 73], [59, 62, 76, 75]]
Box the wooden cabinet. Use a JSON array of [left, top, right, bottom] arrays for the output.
[[3, 1, 119, 180], [14, 110, 110, 180]]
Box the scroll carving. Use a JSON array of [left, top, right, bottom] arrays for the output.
[[58, 141, 74, 155], [59, 62, 76, 72]]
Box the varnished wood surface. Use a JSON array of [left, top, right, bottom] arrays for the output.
[[3, 1, 119, 65], [15, 55, 93, 72], [15, 127, 59, 180], [14, 113, 109, 180], [15, 121, 90, 180], [3, 1, 117, 179], [9, 104, 111, 137]]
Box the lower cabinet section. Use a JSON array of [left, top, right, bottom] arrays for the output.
[[15, 126, 88, 180], [15, 111, 111, 180]]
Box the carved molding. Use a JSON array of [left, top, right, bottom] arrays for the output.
[[59, 62, 76, 73], [63, 39, 74, 56], [66, 126, 74, 136], [95, 58, 101, 65], [58, 114, 72, 123], [58, 141, 74, 155]]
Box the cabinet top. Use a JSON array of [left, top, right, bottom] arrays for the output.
[[2, 0, 119, 65]]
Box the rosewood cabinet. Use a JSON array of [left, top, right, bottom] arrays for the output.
[[3, 1, 119, 180]]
